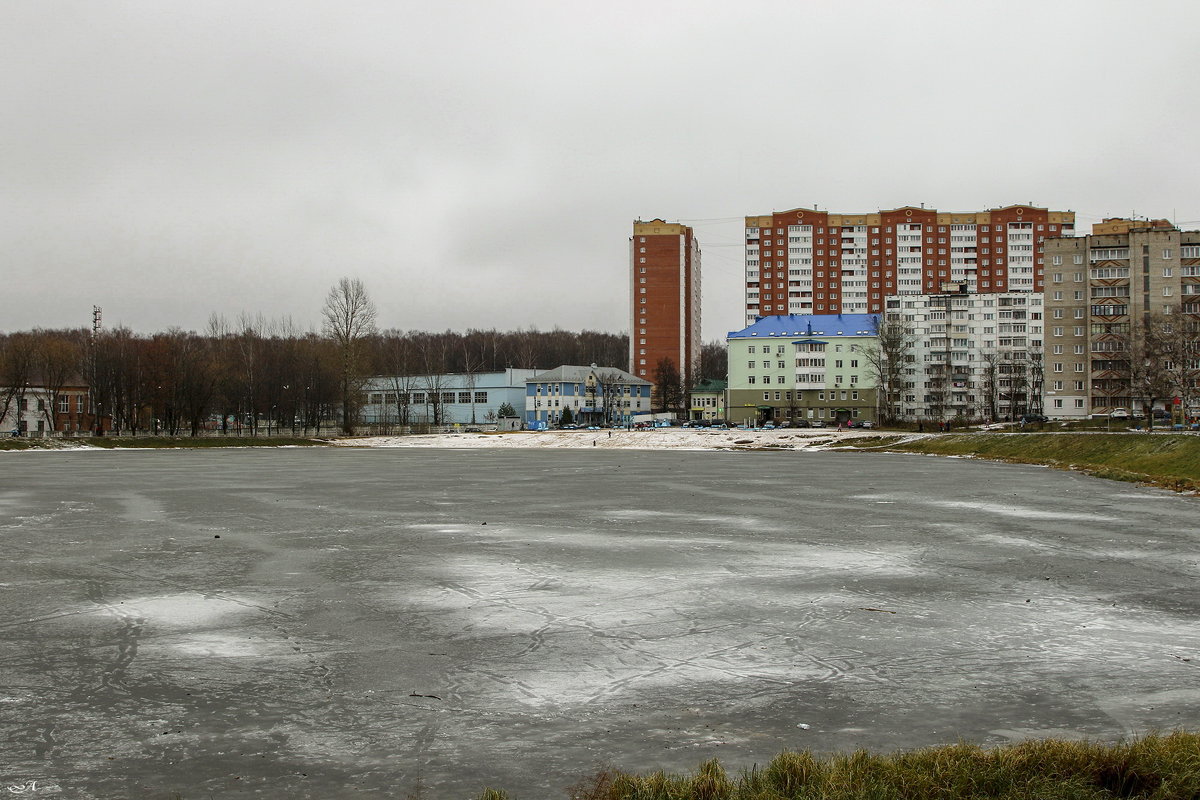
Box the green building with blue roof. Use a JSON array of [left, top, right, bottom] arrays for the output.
[[726, 314, 880, 426]]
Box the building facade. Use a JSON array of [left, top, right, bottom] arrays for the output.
[[743, 205, 1075, 324], [360, 369, 540, 428], [525, 364, 652, 428], [1042, 222, 1200, 419], [631, 219, 701, 392], [688, 378, 726, 422], [726, 314, 878, 426], [886, 291, 1044, 421], [1, 383, 98, 436]]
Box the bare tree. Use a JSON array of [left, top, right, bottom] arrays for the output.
[[34, 330, 85, 433], [0, 333, 35, 434], [322, 277, 378, 434], [461, 340, 485, 425], [979, 351, 1001, 422], [862, 314, 914, 424], [652, 357, 684, 414], [1026, 352, 1045, 417], [698, 340, 727, 381], [597, 370, 627, 427]]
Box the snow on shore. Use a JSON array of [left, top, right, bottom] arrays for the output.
[[331, 428, 896, 452]]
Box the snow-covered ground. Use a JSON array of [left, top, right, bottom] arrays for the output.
[[332, 427, 908, 451]]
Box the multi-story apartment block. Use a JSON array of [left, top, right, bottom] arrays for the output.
[[1042, 221, 1200, 419], [885, 291, 1044, 422], [726, 314, 878, 426], [630, 219, 701, 394], [743, 205, 1074, 324]]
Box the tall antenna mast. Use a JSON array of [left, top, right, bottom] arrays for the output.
[[92, 306, 102, 341]]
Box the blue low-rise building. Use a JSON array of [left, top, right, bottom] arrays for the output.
[[525, 364, 652, 427], [361, 369, 540, 427]]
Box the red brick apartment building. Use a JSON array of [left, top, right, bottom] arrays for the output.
[[630, 219, 701, 390], [744, 205, 1076, 324]]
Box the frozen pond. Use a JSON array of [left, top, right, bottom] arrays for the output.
[[1, 447, 1199, 798]]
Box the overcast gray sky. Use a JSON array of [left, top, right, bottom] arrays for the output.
[[4, 1, 1199, 341]]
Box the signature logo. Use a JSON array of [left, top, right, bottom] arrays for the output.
[[6, 781, 62, 796]]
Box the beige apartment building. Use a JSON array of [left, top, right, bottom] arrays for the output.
[[1042, 220, 1200, 419]]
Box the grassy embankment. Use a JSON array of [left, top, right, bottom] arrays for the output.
[[0, 435, 333, 451], [832, 432, 1200, 492], [477, 731, 1200, 799]]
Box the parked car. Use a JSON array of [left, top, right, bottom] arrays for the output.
[[791, 419, 811, 428], [858, 420, 875, 429], [810, 420, 826, 428], [1110, 408, 1130, 419], [1020, 414, 1047, 424]]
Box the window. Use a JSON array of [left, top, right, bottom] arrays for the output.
[[474, 392, 487, 404]]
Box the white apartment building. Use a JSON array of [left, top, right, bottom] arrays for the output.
[[887, 291, 1045, 421]]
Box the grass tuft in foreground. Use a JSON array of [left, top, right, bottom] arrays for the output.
[[479, 732, 1200, 799], [840, 432, 1200, 492]]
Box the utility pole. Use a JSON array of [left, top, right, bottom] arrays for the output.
[[90, 306, 103, 435]]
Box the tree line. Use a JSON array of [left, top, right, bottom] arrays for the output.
[[2, 276, 732, 434], [0, 323, 630, 438]]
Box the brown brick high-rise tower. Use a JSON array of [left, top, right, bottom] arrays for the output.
[[630, 219, 701, 395]]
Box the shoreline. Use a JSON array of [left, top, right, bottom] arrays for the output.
[[328, 428, 902, 451]]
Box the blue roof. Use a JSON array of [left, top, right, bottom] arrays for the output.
[[727, 313, 880, 340]]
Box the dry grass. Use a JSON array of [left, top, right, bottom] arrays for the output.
[[480, 732, 1200, 799], [842, 432, 1200, 492]]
